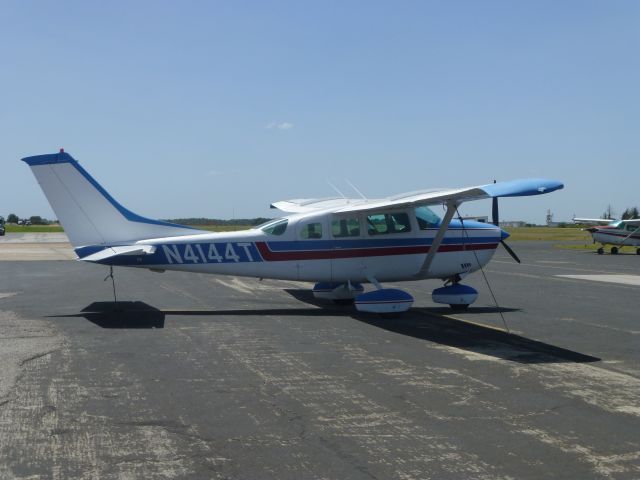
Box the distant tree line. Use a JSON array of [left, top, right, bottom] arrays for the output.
[[4, 213, 53, 225], [3, 213, 271, 227], [622, 207, 639, 220], [164, 217, 272, 227], [601, 205, 639, 220]]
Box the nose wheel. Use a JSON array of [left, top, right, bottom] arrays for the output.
[[449, 303, 470, 311], [432, 283, 478, 310]]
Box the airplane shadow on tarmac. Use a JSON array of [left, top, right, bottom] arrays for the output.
[[285, 289, 600, 365], [51, 301, 167, 329], [51, 292, 600, 365], [353, 312, 601, 365]]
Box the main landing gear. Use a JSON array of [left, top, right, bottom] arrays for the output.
[[596, 246, 640, 255], [596, 246, 619, 254], [313, 281, 414, 313], [312, 282, 364, 304], [313, 276, 480, 314]]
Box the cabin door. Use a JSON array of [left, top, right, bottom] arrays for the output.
[[294, 218, 332, 281], [329, 214, 364, 282]]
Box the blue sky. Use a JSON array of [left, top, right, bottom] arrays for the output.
[[2, 1, 638, 223]]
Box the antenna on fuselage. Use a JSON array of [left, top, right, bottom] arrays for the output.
[[328, 181, 347, 199], [345, 179, 367, 200]]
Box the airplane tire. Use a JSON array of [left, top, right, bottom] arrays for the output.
[[597, 247, 604, 255], [449, 304, 469, 310], [636, 248, 640, 255], [332, 298, 355, 305], [611, 247, 619, 255]]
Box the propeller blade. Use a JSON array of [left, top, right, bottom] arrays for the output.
[[501, 240, 521, 263], [491, 180, 499, 226]]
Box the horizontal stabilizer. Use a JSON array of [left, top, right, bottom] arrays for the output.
[[80, 245, 156, 262]]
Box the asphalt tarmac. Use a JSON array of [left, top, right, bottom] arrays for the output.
[[0, 235, 638, 479]]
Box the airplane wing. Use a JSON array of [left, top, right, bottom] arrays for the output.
[[623, 219, 640, 226], [573, 217, 616, 225], [271, 180, 563, 214], [333, 178, 564, 213], [79, 245, 156, 262], [270, 197, 368, 213]]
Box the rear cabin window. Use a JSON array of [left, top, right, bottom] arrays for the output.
[[261, 219, 288, 236], [367, 212, 412, 235], [414, 206, 441, 230], [332, 217, 360, 237], [299, 222, 323, 239]]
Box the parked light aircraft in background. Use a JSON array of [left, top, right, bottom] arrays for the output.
[[24, 150, 563, 313], [573, 217, 640, 255]]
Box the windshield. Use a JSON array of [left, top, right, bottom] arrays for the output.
[[261, 219, 288, 236]]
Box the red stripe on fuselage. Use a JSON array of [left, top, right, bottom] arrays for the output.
[[255, 242, 498, 261], [593, 230, 640, 240]]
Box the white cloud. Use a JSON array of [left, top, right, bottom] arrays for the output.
[[266, 121, 294, 130]]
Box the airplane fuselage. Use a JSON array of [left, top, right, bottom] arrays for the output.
[[77, 211, 505, 284], [590, 225, 640, 248]]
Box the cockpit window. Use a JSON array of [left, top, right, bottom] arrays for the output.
[[415, 206, 441, 229], [300, 222, 323, 239], [332, 217, 360, 237], [367, 212, 411, 235], [261, 219, 288, 236]]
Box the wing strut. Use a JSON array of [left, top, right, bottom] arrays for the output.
[[619, 225, 640, 247], [418, 200, 458, 276]]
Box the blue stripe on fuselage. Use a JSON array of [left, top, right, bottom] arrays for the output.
[[265, 234, 500, 252], [78, 230, 502, 266]]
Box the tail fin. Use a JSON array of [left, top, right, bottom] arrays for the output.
[[22, 151, 202, 247]]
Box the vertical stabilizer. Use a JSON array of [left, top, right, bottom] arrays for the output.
[[22, 151, 201, 247]]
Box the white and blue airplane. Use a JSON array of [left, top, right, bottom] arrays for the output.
[[23, 150, 563, 313], [573, 217, 640, 255]]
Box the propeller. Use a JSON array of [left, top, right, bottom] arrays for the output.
[[491, 181, 521, 263], [500, 238, 521, 264]]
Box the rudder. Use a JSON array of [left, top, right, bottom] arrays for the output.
[[22, 150, 201, 247]]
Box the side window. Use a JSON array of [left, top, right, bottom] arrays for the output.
[[299, 222, 323, 239], [389, 212, 411, 233], [367, 212, 411, 235], [367, 214, 387, 235], [332, 217, 360, 237]]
